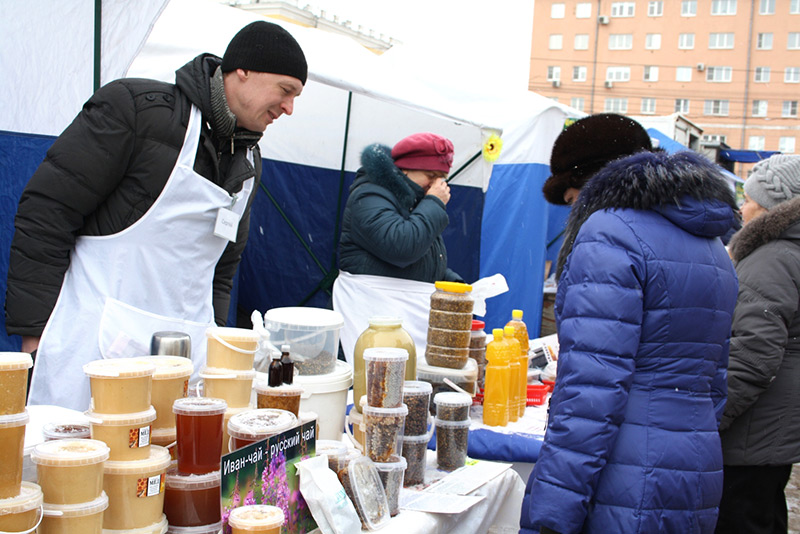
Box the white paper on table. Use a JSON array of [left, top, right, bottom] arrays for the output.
[[399, 491, 485, 514], [426, 460, 512, 496], [470, 273, 509, 316]]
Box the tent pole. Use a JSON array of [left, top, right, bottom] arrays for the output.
[[94, 0, 101, 91], [446, 151, 481, 183]]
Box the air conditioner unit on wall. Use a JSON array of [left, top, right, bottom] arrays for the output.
[[552, 80, 561, 88], [604, 80, 614, 88], [696, 63, 705, 71], [598, 15, 610, 24]]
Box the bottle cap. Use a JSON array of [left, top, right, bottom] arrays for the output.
[[512, 309, 524, 320], [281, 344, 290, 352], [504, 325, 515, 335], [492, 328, 504, 339], [271, 351, 282, 360], [471, 320, 485, 331]]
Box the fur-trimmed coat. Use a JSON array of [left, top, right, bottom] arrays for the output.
[[521, 150, 739, 534], [719, 196, 800, 465], [338, 144, 462, 283]]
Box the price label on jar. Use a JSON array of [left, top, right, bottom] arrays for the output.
[[137, 473, 165, 498]]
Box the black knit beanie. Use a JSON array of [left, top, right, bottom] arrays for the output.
[[221, 21, 308, 85]]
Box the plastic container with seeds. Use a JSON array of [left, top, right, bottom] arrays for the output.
[[254, 382, 303, 416], [83, 358, 156, 414], [41, 491, 108, 534], [205, 327, 260, 371], [426, 328, 471, 349], [427, 310, 473, 331], [373, 455, 407, 517], [87, 407, 156, 461], [0, 481, 42, 533], [139, 356, 193, 430], [0, 352, 32, 415], [401, 433, 429, 487], [0, 410, 29, 499], [418, 358, 478, 415], [31, 438, 109, 505], [363, 348, 408, 409], [338, 455, 390, 531], [433, 392, 472, 422], [199, 367, 255, 409], [263, 307, 344, 376], [227, 504, 284, 534], [314, 439, 349, 473], [42, 422, 91, 441], [435, 418, 470, 471], [423, 345, 470, 370], [429, 281, 474, 313], [102, 446, 171, 531], [469, 320, 487, 366], [227, 409, 297, 452], [402, 381, 433, 436], [164, 469, 221, 527], [362, 404, 407, 463]]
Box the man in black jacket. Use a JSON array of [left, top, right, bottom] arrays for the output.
[[5, 21, 306, 409]]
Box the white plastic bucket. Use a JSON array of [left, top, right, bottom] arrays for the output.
[[293, 360, 353, 441]]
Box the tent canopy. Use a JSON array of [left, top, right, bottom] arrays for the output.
[[719, 149, 781, 163]]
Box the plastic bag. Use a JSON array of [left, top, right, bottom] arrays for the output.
[[296, 455, 361, 534], [251, 309, 280, 373]]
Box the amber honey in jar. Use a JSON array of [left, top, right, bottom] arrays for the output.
[[88, 407, 157, 461], [0, 481, 42, 533], [102, 446, 171, 531], [253, 382, 303, 416], [31, 438, 109, 505], [83, 358, 156, 414], [0, 410, 29, 499], [199, 367, 255, 409], [40, 491, 108, 534], [139, 356, 193, 430], [173, 397, 226, 475], [0, 352, 32, 415], [164, 469, 221, 527], [227, 504, 284, 534]]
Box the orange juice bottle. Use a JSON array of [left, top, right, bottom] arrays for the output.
[[506, 309, 531, 418], [483, 329, 510, 427], [504, 326, 521, 423]]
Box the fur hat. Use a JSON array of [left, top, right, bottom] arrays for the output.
[[221, 21, 308, 85], [391, 133, 454, 173], [542, 113, 653, 205], [743, 154, 800, 210]]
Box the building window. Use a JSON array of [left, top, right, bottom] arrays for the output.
[[792, 0, 800, 14], [549, 34, 563, 50], [644, 66, 659, 81], [606, 67, 631, 81], [609, 34, 634, 50], [676, 67, 693, 82], [704, 100, 730, 116], [571, 97, 585, 111], [574, 34, 590, 50], [646, 34, 662, 49], [551, 3, 566, 18], [759, 0, 775, 14], [547, 66, 562, 81], [576, 3, 592, 17], [682, 0, 697, 15], [611, 2, 636, 17], [706, 66, 733, 82], [709, 33, 735, 49], [779, 137, 796, 153], [641, 98, 657, 113], [679, 33, 695, 49], [573, 66, 588, 81], [703, 134, 728, 144], [786, 67, 800, 83], [605, 98, 628, 113], [757, 33, 773, 49], [789, 33, 800, 49], [752, 100, 768, 116], [748, 136, 766, 151], [675, 99, 690, 113], [711, 0, 737, 15], [648, 1, 664, 16], [783, 101, 799, 117], [755, 66, 771, 82]]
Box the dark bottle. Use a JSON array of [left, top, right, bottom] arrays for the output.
[[268, 351, 283, 387], [280, 344, 294, 385]]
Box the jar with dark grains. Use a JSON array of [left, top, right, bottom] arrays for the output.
[[424, 345, 470, 369], [373, 455, 407, 517], [401, 433, 429, 486], [315, 439, 349, 473], [362, 404, 408, 463], [469, 320, 487, 366], [428, 310, 473, 331], [363, 348, 408, 409], [429, 282, 474, 313], [339, 455, 390, 531], [402, 381, 433, 436], [433, 392, 472, 422], [435, 418, 470, 471]]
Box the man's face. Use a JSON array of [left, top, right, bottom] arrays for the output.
[[226, 70, 303, 132]]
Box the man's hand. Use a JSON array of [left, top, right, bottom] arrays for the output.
[[426, 177, 451, 205]]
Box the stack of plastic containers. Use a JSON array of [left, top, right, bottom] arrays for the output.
[[425, 282, 474, 369], [469, 320, 487, 390], [140, 356, 194, 458], [0, 352, 42, 534], [400, 381, 432, 487], [31, 438, 110, 533], [226, 409, 297, 453], [83, 357, 170, 533], [432, 392, 472, 471]]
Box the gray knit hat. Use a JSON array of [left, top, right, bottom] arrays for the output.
[[744, 154, 800, 209]]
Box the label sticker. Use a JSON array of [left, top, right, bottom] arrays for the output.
[[137, 473, 166, 498]]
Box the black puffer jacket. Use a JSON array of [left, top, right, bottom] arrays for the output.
[[720, 196, 800, 465], [6, 54, 261, 335]]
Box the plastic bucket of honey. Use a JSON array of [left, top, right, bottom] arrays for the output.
[[0, 352, 32, 415], [102, 446, 171, 531], [83, 358, 156, 414], [138, 357, 193, 430], [102, 513, 168, 534], [41, 491, 108, 534], [227, 409, 297, 452], [205, 327, 259, 370], [0, 481, 42, 533], [199, 368, 255, 409], [88, 407, 156, 461], [164, 469, 221, 527], [227, 505, 284, 534], [173, 398, 226, 475], [0, 410, 29, 499], [31, 438, 109, 504]]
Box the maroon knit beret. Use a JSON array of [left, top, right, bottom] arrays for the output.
[[391, 133, 455, 173]]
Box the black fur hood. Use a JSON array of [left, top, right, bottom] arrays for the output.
[[557, 150, 738, 278], [352, 143, 419, 210], [728, 196, 800, 262]]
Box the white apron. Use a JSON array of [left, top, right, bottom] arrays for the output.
[[29, 105, 254, 410], [332, 270, 434, 366]]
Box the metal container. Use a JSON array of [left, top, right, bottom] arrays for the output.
[[151, 331, 191, 358]]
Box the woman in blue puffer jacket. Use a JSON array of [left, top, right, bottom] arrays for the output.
[[520, 114, 739, 534]]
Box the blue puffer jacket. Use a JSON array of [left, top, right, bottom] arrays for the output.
[[521, 150, 739, 534]]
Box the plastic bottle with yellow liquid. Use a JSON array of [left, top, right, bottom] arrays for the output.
[[482, 328, 510, 427], [504, 325, 522, 423], [506, 309, 531, 418]]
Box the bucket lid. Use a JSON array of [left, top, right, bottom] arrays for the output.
[[172, 397, 227, 416], [343, 456, 390, 530], [83, 357, 156, 379], [361, 404, 408, 417], [138, 356, 193, 380], [166, 468, 220, 491], [0, 482, 43, 515], [0, 409, 29, 428], [41, 422, 91, 440], [200, 367, 255, 380], [103, 514, 168, 534], [227, 409, 297, 440], [205, 326, 260, 343], [227, 505, 284, 529], [43, 491, 108, 518], [166, 522, 222, 534], [433, 392, 473, 408], [31, 438, 110, 466], [103, 445, 171, 475], [362, 347, 408, 363], [253, 382, 304, 396], [372, 454, 407, 472], [434, 417, 472, 428], [402, 381, 433, 397], [315, 439, 348, 458], [0, 351, 33, 371], [417, 357, 478, 381], [85, 406, 157, 426], [292, 360, 353, 393], [263, 307, 344, 330]]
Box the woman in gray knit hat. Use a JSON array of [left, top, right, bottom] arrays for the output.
[[716, 154, 800, 534]]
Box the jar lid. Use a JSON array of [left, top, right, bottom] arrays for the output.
[[103, 446, 171, 475], [343, 456, 390, 530], [315, 439, 348, 458], [151, 427, 177, 442], [0, 351, 33, 371], [0, 482, 42, 515], [433, 281, 472, 293], [361, 404, 408, 417], [103, 514, 168, 534], [43, 491, 108, 518], [85, 406, 157, 426], [165, 468, 220, 491], [264, 307, 344, 330], [362, 347, 409, 362], [166, 522, 222, 534], [138, 356, 193, 380], [402, 433, 432, 444], [0, 409, 29, 428], [227, 409, 297, 440], [372, 454, 407, 472], [471, 320, 486, 331], [31, 438, 110, 466], [205, 327, 260, 343], [83, 357, 156, 379], [434, 417, 472, 428], [200, 367, 256, 380], [228, 505, 285, 529], [366, 316, 403, 327], [172, 397, 227, 416], [41, 422, 90, 440], [252, 382, 304, 396], [433, 392, 473, 408], [402, 380, 433, 397]]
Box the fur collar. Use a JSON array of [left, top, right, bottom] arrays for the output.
[[728, 196, 800, 262], [357, 143, 418, 210], [557, 150, 737, 279]]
